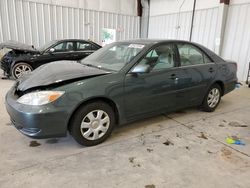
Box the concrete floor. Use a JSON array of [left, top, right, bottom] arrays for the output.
[[0, 77, 250, 188]]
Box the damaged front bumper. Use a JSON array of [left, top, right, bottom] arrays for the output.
[[0, 60, 11, 76], [5, 87, 69, 138]]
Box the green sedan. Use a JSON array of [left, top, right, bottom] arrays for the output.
[[5, 39, 237, 146]]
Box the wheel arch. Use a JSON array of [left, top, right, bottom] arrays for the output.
[[213, 80, 225, 96], [67, 97, 120, 131], [11, 61, 34, 78], [12, 61, 34, 69]]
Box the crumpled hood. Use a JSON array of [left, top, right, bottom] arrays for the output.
[[0, 40, 38, 52], [17, 61, 109, 91]]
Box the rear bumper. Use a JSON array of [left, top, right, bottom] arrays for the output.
[[224, 79, 237, 95], [5, 87, 69, 138]]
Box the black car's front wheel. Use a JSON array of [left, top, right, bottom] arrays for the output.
[[12, 62, 33, 79], [69, 101, 115, 146], [201, 84, 222, 112]]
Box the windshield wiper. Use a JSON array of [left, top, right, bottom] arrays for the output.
[[83, 63, 115, 72], [83, 63, 98, 68]]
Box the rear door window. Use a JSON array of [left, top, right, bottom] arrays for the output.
[[177, 43, 211, 66], [76, 42, 93, 51]]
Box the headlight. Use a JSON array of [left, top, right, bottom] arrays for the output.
[[17, 91, 65, 105]]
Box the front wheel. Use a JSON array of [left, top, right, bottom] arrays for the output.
[[12, 62, 33, 79], [201, 84, 222, 112], [69, 101, 115, 146]]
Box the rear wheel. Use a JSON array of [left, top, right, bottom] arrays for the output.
[[201, 84, 222, 112], [12, 62, 33, 79], [69, 101, 115, 146]]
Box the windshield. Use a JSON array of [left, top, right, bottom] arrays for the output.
[[81, 42, 145, 71], [37, 40, 57, 51]]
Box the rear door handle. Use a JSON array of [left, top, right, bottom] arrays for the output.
[[209, 67, 214, 73], [170, 74, 176, 79]]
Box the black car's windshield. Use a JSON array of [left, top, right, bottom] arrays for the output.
[[37, 40, 57, 51], [81, 42, 145, 71]]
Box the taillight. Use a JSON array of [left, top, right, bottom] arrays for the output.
[[233, 62, 237, 72]]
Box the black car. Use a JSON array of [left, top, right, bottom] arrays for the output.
[[5, 39, 237, 146], [0, 39, 101, 79]]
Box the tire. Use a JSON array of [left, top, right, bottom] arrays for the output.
[[69, 101, 115, 146], [201, 84, 222, 112], [12, 62, 33, 79]]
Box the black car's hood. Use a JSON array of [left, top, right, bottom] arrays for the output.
[[0, 40, 38, 52], [17, 61, 109, 91]]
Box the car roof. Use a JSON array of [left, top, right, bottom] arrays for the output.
[[117, 39, 225, 62], [54, 39, 89, 42], [53, 39, 100, 43], [118, 38, 202, 45]]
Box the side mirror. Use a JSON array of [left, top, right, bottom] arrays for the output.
[[49, 48, 55, 53], [131, 64, 150, 74]]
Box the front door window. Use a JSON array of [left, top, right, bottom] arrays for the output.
[[136, 44, 175, 72], [53, 42, 74, 52]]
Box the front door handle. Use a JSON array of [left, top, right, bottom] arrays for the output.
[[170, 74, 178, 79], [170, 74, 179, 83]]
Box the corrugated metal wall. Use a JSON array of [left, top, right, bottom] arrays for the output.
[[148, 7, 219, 51], [148, 3, 250, 81], [191, 7, 219, 51], [2, 0, 250, 80], [0, 0, 140, 47], [148, 11, 192, 40], [222, 3, 250, 80]]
